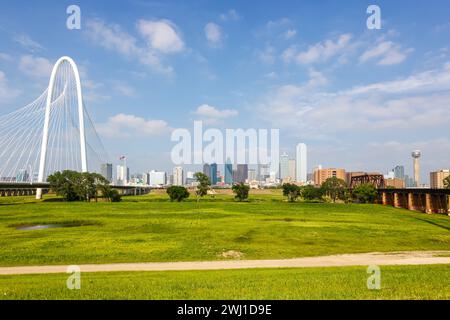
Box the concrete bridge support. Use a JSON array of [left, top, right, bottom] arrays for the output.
[[408, 193, 426, 212], [426, 194, 450, 214], [381, 192, 394, 206], [379, 189, 449, 216], [393, 192, 408, 209], [448, 195, 450, 215]]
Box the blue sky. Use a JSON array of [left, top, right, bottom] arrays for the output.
[[0, 0, 449, 181]]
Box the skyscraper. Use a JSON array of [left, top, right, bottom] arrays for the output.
[[15, 169, 29, 182], [430, 170, 450, 189], [296, 143, 307, 183], [149, 170, 166, 186], [279, 152, 289, 181], [173, 167, 184, 186], [235, 164, 248, 183], [143, 172, 150, 185], [210, 163, 218, 185], [404, 174, 415, 188], [100, 163, 113, 182], [248, 169, 257, 182], [224, 160, 233, 185], [393, 165, 405, 180], [258, 164, 270, 182], [203, 163, 211, 180], [412, 150, 421, 187], [116, 165, 129, 185], [288, 159, 296, 181], [314, 168, 346, 186]]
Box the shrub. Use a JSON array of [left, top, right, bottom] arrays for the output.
[[301, 185, 324, 201], [444, 176, 450, 189], [282, 183, 301, 202], [352, 183, 377, 203], [100, 186, 122, 202], [232, 183, 250, 202], [166, 186, 190, 202]]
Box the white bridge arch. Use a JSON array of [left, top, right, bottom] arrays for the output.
[[36, 56, 88, 199], [0, 56, 109, 197]]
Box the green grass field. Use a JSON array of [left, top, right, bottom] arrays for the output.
[[1, 265, 449, 300], [0, 191, 449, 267]]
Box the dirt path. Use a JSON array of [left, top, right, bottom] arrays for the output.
[[0, 251, 449, 275]]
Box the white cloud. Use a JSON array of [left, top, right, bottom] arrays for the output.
[[18, 55, 53, 78], [281, 46, 297, 63], [86, 20, 138, 56], [85, 19, 181, 75], [0, 53, 13, 62], [283, 29, 297, 39], [258, 45, 276, 64], [137, 19, 185, 54], [257, 61, 450, 139], [114, 84, 136, 97], [97, 113, 170, 138], [204, 22, 222, 45], [262, 18, 297, 41], [0, 71, 20, 104], [195, 104, 238, 120], [220, 9, 240, 21], [307, 69, 328, 87], [266, 18, 291, 29], [13, 34, 45, 52], [360, 40, 412, 66], [345, 62, 450, 95], [296, 34, 353, 64]]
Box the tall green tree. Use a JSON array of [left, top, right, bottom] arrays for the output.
[[193, 172, 211, 202], [232, 183, 250, 202], [282, 183, 301, 202], [321, 177, 347, 203]]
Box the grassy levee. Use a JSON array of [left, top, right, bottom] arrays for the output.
[[0, 265, 449, 300], [0, 190, 449, 266]]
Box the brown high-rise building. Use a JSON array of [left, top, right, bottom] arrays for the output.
[[430, 170, 450, 189], [385, 178, 406, 189], [314, 168, 346, 186]]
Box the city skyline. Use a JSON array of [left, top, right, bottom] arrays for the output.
[[114, 143, 447, 189]]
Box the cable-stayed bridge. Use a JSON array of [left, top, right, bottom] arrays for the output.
[[0, 56, 148, 198]]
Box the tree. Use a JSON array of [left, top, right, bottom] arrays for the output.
[[48, 170, 82, 201], [48, 170, 115, 202], [193, 172, 211, 202], [321, 177, 347, 203], [301, 185, 324, 201], [444, 176, 450, 189], [352, 183, 377, 203], [282, 183, 301, 202], [166, 186, 190, 202], [232, 183, 250, 202], [77, 172, 97, 201], [96, 183, 122, 202]]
